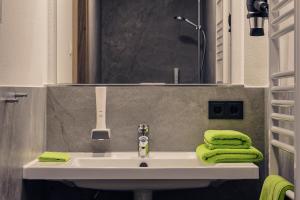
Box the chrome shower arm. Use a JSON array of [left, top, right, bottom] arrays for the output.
[[185, 19, 200, 29]]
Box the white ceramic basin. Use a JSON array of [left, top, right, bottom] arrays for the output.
[[75, 157, 201, 168], [23, 152, 259, 190]]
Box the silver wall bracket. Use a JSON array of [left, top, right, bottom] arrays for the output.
[[0, 92, 28, 104]]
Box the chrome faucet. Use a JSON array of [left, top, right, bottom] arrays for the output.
[[138, 124, 150, 158]]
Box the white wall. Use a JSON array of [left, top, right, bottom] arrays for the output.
[[231, 0, 244, 84], [244, 8, 269, 87], [0, 0, 50, 86], [57, 0, 73, 84], [230, 0, 269, 87]]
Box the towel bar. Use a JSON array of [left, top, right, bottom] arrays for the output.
[[272, 0, 293, 12], [271, 126, 294, 138], [271, 139, 295, 154], [271, 100, 295, 107], [269, 0, 298, 199], [271, 9, 295, 25], [271, 113, 295, 122], [217, 20, 223, 26], [271, 24, 295, 39], [286, 190, 294, 199], [271, 86, 295, 92], [271, 70, 295, 79]]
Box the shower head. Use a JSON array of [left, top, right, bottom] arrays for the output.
[[246, 0, 269, 36], [174, 16, 185, 21], [174, 16, 199, 29]]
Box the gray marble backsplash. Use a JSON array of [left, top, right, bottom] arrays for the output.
[[47, 86, 265, 154], [0, 87, 46, 200]]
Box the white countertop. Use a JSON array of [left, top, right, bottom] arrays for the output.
[[23, 152, 259, 180]]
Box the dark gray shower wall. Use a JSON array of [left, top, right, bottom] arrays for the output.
[[99, 0, 201, 84]]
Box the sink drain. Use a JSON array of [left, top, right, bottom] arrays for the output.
[[139, 162, 148, 168]]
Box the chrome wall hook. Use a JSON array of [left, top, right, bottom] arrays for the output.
[[4, 98, 19, 103], [0, 92, 28, 104]]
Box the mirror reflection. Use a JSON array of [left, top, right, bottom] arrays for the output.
[[57, 0, 268, 85]]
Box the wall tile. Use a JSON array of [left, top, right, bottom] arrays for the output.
[[47, 86, 265, 154], [97, 0, 201, 83], [0, 87, 46, 200]]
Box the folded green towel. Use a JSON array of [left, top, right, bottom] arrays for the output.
[[204, 130, 252, 149], [196, 144, 263, 163], [259, 175, 294, 200], [38, 152, 70, 162]]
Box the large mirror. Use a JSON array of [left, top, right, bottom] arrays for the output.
[[56, 0, 268, 86]]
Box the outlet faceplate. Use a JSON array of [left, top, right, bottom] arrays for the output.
[[209, 101, 244, 120]]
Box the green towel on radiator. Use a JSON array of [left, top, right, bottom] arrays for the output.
[[259, 175, 294, 200], [196, 144, 263, 163], [38, 152, 70, 162], [204, 130, 252, 149]]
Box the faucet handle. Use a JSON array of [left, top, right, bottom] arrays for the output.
[[138, 135, 149, 158], [138, 124, 149, 136]]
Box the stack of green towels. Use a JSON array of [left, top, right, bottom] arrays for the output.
[[196, 130, 263, 163]]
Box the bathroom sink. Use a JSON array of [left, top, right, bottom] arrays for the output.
[[23, 152, 259, 190], [74, 156, 202, 168]]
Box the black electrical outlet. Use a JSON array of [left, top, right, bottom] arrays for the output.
[[227, 102, 244, 119], [209, 101, 244, 120], [209, 102, 226, 119]]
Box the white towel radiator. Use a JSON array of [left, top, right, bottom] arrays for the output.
[[269, 0, 299, 199]]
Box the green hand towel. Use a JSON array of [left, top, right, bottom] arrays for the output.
[[38, 152, 70, 162], [259, 175, 294, 200], [204, 130, 252, 149], [196, 144, 263, 163]]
